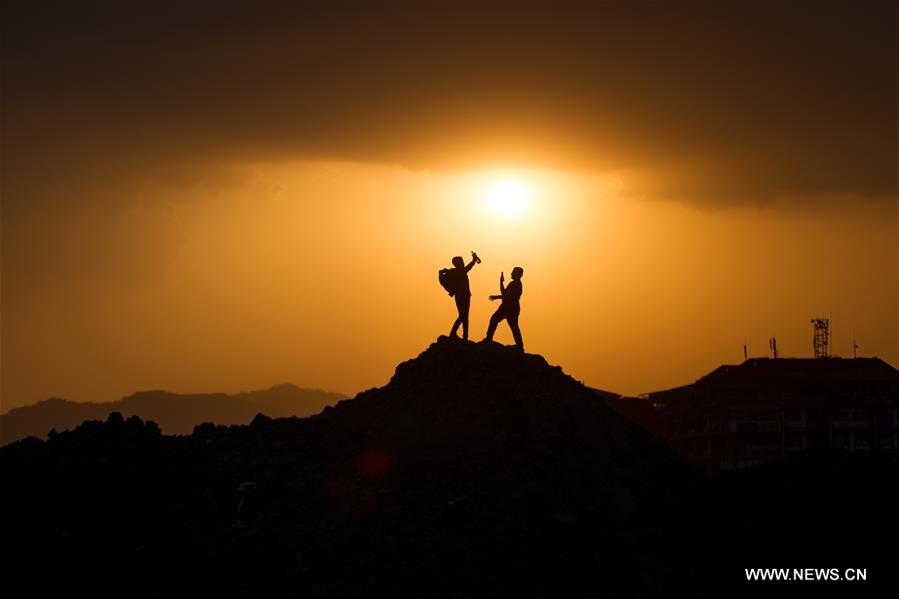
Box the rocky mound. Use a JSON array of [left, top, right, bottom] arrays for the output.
[[4, 338, 704, 596]]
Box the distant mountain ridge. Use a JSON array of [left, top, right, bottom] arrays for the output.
[[0, 383, 345, 443]]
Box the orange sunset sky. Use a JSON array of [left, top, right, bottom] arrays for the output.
[[2, 1, 897, 410]]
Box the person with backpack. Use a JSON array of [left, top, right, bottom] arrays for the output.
[[439, 251, 480, 340], [483, 266, 524, 351]]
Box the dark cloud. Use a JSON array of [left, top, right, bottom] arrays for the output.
[[4, 1, 895, 292], [2, 0, 896, 207]]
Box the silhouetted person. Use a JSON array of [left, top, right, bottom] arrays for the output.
[[442, 251, 480, 339], [484, 266, 524, 350]]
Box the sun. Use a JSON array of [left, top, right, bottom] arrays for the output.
[[485, 180, 532, 217]]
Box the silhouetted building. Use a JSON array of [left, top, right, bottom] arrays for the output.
[[605, 357, 899, 473]]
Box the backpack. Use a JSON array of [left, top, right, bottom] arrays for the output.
[[438, 268, 455, 296]]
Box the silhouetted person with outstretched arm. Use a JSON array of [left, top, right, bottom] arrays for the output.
[[441, 252, 480, 340], [484, 266, 524, 351]]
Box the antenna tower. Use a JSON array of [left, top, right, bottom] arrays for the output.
[[811, 318, 830, 358]]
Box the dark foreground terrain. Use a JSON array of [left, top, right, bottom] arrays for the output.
[[3, 338, 896, 597]]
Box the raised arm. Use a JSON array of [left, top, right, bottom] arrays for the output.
[[465, 251, 479, 272], [489, 271, 505, 301]]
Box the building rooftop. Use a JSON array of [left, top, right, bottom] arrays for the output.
[[649, 358, 899, 406], [695, 357, 899, 387]]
